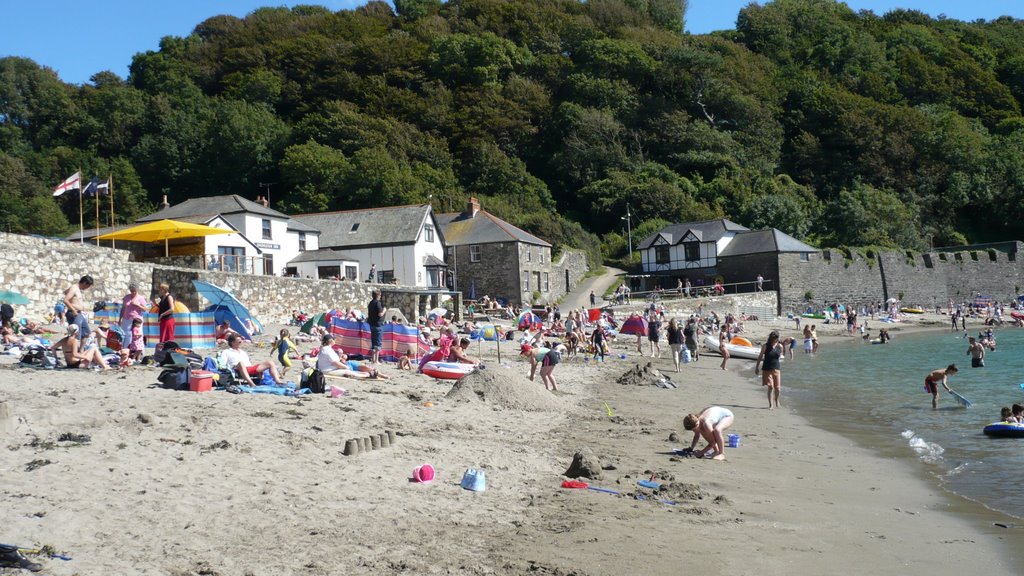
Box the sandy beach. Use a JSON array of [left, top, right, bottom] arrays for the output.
[[3, 308, 1023, 575]]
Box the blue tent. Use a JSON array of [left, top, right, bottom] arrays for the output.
[[192, 280, 264, 340]]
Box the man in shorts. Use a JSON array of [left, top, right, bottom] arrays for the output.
[[924, 364, 957, 410], [967, 336, 985, 368], [222, 334, 284, 385], [367, 289, 387, 364], [63, 275, 94, 337]]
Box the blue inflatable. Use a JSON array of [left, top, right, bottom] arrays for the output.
[[983, 422, 1024, 438]]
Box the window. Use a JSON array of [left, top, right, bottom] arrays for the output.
[[526, 248, 531, 262], [424, 225, 434, 243], [318, 266, 340, 279], [656, 245, 670, 264], [540, 251, 545, 264], [534, 271, 541, 292], [447, 246, 454, 258], [218, 246, 244, 273], [344, 265, 357, 280], [350, 222, 360, 233], [543, 272, 549, 292], [262, 219, 272, 240], [470, 245, 481, 262], [523, 275, 530, 291], [800, 253, 810, 262], [298, 232, 306, 251], [684, 242, 699, 262]]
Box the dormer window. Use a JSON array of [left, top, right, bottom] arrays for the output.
[[350, 223, 360, 233]]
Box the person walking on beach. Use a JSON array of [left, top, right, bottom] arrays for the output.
[[666, 318, 684, 371], [647, 310, 662, 358], [924, 364, 958, 410], [367, 289, 386, 364], [967, 336, 985, 368], [589, 290, 596, 307], [718, 325, 730, 370], [756, 331, 793, 410], [683, 317, 699, 362], [683, 406, 734, 460]]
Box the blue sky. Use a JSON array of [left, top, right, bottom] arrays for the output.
[[1, 1, 1021, 85]]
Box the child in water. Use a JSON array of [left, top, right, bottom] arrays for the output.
[[273, 329, 299, 376], [923, 364, 958, 410]]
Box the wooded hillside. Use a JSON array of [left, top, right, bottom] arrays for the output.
[[3, 0, 1024, 264]]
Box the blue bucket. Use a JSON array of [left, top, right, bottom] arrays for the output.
[[727, 434, 740, 448]]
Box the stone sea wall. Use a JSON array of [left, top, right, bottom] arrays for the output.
[[778, 243, 1024, 312], [0, 232, 458, 324]]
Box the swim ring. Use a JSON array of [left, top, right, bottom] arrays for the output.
[[983, 422, 1024, 438], [421, 361, 476, 380], [729, 336, 753, 347]]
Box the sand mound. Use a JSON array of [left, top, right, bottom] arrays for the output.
[[445, 368, 564, 411], [616, 363, 677, 388]]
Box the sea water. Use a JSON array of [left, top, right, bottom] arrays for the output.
[[782, 327, 1024, 519]]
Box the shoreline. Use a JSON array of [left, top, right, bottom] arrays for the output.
[[2, 311, 1023, 574]]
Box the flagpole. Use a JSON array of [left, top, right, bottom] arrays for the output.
[[77, 168, 84, 244], [94, 181, 100, 245], [108, 174, 115, 249]]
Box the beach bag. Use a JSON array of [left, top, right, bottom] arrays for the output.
[[158, 367, 189, 390], [19, 345, 59, 369], [302, 368, 327, 394], [154, 340, 181, 365]]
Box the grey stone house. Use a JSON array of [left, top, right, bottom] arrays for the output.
[[436, 198, 554, 307], [637, 219, 816, 293]]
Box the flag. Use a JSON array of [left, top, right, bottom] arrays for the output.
[[82, 177, 99, 198], [97, 178, 110, 195], [53, 172, 81, 197]]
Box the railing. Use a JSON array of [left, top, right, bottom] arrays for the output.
[[613, 279, 774, 304], [203, 253, 270, 275]]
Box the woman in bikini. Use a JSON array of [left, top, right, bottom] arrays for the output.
[[755, 331, 793, 409], [50, 324, 110, 370]]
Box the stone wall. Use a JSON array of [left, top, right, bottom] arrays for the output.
[[0, 232, 456, 325], [550, 249, 589, 305], [777, 250, 884, 313]]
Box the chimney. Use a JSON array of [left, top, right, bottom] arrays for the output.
[[256, 195, 269, 208], [466, 197, 480, 218], [159, 195, 170, 209]]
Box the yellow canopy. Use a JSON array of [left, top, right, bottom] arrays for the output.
[[96, 219, 235, 256]]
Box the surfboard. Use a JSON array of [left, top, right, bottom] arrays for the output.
[[949, 390, 972, 408]]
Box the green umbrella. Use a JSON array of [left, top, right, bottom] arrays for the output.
[[0, 290, 29, 305], [300, 312, 328, 335]]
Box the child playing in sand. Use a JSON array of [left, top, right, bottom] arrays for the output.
[[397, 350, 413, 370], [128, 318, 144, 361], [273, 329, 299, 376], [683, 406, 734, 461], [923, 364, 958, 410]]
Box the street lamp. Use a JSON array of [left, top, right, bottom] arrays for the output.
[[621, 205, 633, 259]]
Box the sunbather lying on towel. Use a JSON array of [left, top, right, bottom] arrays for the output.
[[50, 324, 110, 370]]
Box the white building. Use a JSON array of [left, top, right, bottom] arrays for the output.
[[135, 194, 319, 275], [291, 204, 447, 287]]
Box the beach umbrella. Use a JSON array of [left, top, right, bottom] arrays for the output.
[[619, 314, 648, 336], [471, 324, 499, 341], [0, 290, 29, 305], [96, 219, 234, 256], [428, 307, 447, 322], [191, 280, 264, 339], [300, 312, 328, 335]]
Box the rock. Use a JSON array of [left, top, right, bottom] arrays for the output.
[[565, 448, 603, 480], [137, 413, 153, 424], [668, 432, 679, 442]]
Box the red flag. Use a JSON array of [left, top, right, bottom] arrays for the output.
[[53, 172, 81, 197]]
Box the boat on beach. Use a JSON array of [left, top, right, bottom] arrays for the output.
[[703, 335, 762, 360]]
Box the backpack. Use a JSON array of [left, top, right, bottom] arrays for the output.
[[19, 345, 59, 369], [157, 367, 190, 390], [302, 368, 326, 394]]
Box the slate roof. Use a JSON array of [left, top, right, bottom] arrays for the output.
[[287, 248, 359, 265], [292, 205, 435, 249], [423, 254, 447, 267], [637, 219, 747, 250], [137, 194, 288, 222], [436, 210, 551, 247], [67, 214, 228, 241], [718, 229, 818, 256]]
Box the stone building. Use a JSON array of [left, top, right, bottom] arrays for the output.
[[637, 219, 816, 293], [437, 198, 561, 307]]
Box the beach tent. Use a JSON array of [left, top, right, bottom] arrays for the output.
[[329, 318, 429, 361], [143, 311, 216, 349], [192, 280, 263, 340], [300, 312, 329, 335], [96, 219, 234, 256], [619, 314, 648, 336], [587, 308, 602, 323]]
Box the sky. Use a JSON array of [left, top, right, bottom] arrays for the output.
[[1, 1, 1022, 85]]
